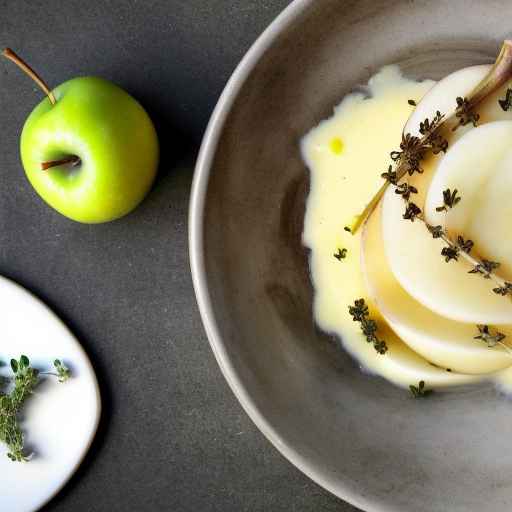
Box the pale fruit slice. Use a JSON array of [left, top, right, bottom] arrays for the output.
[[362, 201, 512, 374], [425, 122, 512, 282]]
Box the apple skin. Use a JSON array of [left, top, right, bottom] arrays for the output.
[[20, 76, 159, 223]]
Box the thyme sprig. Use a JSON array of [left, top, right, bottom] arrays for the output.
[[453, 96, 480, 130], [0, 356, 70, 462], [334, 248, 347, 261], [348, 299, 388, 354], [474, 325, 511, 354], [499, 88, 512, 111], [409, 380, 433, 398]]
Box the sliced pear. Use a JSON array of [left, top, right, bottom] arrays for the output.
[[425, 122, 512, 282], [381, 64, 512, 324], [362, 201, 512, 374]]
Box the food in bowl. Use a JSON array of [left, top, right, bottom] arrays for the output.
[[302, 41, 512, 393]]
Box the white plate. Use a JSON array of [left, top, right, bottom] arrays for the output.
[[0, 276, 100, 512]]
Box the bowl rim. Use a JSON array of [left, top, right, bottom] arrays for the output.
[[189, 2, 380, 510]]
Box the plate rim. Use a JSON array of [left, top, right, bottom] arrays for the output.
[[188, 1, 383, 510]]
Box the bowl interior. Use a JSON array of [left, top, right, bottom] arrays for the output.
[[195, 1, 512, 510]]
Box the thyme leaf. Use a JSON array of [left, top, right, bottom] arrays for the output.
[[410, 380, 433, 398], [333, 248, 347, 261], [441, 245, 459, 263], [53, 360, 70, 383], [0, 355, 71, 462], [436, 188, 461, 212], [426, 224, 443, 239], [493, 282, 512, 297], [499, 88, 512, 111], [395, 182, 418, 201], [457, 236, 474, 254], [348, 299, 388, 355], [474, 325, 506, 348], [469, 259, 501, 279], [381, 165, 398, 185]]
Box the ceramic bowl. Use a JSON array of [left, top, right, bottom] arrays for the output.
[[189, 1, 512, 510]]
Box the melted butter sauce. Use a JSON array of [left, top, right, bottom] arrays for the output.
[[302, 66, 512, 391]]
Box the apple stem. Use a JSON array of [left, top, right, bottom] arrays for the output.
[[41, 156, 81, 171], [2, 48, 57, 105]]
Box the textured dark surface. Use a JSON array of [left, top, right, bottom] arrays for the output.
[[0, 1, 353, 511]]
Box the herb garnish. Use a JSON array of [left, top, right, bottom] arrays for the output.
[[395, 182, 418, 201], [53, 359, 71, 383], [453, 96, 480, 130], [457, 236, 474, 254], [474, 325, 507, 349], [388, 111, 447, 178], [435, 188, 461, 212], [0, 356, 70, 462], [348, 40, 512, 235], [499, 88, 512, 111], [426, 224, 443, 239], [402, 201, 422, 222], [494, 282, 512, 296], [348, 299, 388, 354], [409, 380, 432, 398], [381, 165, 397, 185], [334, 248, 347, 261], [468, 259, 501, 279]]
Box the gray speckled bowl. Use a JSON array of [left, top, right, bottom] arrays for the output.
[[189, 1, 512, 510]]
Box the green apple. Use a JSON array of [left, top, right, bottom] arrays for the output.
[[20, 76, 159, 223]]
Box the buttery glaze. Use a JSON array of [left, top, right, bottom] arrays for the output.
[[302, 66, 512, 390]]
